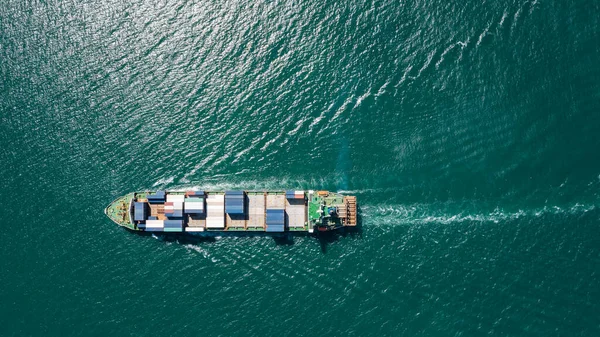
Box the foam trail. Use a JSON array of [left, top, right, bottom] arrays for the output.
[[361, 203, 598, 226], [152, 176, 175, 187]]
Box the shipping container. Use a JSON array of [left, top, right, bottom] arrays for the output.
[[164, 220, 183, 228], [225, 203, 244, 214], [266, 209, 285, 232], [186, 190, 205, 197], [185, 227, 205, 232], [147, 191, 166, 204], [184, 201, 204, 214], [134, 202, 146, 221], [207, 194, 225, 201], [225, 190, 244, 196], [206, 194, 225, 228], [145, 220, 165, 228], [286, 190, 305, 199], [165, 211, 183, 217], [225, 191, 245, 214], [266, 209, 285, 225], [166, 194, 185, 203], [265, 225, 284, 232], [206, 217, 224, 228], [165, 199, 183, 217], [184, 203, 203, 210]]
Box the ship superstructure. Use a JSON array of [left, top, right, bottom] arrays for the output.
[[105, 190, 357, 233]]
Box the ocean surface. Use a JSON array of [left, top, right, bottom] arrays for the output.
[[1, 0, 600, 336]]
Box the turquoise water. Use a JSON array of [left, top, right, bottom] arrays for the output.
[[2, 0, 600, 335]]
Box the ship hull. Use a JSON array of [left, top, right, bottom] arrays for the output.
[[105, 190, 357, 234]]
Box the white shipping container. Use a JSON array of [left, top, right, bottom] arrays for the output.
[[206, 195, 224, 226], [206, 217, 224, 228], [207, 195, 224, 203], [145, 220, 165, 228], [166, 194, 185, 203], [185, 227, 205, 232], [184, 202, 204, 210], [207, 202, 224, 210]]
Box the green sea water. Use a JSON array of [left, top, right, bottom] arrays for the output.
[[2, 0, 600, 336]]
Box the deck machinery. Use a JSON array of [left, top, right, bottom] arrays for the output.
[[105, 190, 357, 233]]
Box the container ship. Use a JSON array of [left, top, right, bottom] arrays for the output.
[[105, 190, 357, 233]]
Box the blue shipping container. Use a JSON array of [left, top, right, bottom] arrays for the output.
[[225, 193, 245, 214], [134, 202, 146, 221], [148, 191, 165, 198], [147, 191, 166, 203], [164, 220, 183, 228], [266, 209, 285, 225], [266, 225, 285, 232], [226, 208, 244, 214]]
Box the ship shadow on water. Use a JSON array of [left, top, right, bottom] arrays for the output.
[[316, 226, 362, 253], [317, 204, 363, 253], [123, 230, 219, 244]]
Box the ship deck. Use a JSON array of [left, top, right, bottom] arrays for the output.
[[104, 193, 134, 230], [286, 197, 306, 230], [247, 192, 265, 230], [106, 190, 354, 233]]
